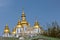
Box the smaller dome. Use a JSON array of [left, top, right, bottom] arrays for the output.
[[12, 27, 16, 34], [16, 19, 23, 28], [34, 21, 40, 29], [4, 24, 10, 33]]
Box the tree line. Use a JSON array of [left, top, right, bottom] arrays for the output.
[[43, 21, 60, 38]]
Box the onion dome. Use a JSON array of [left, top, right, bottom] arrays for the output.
[[34, 20, 40, 29], [16, 19, 22, 28], [21, 10, 29, 26], [12, 27, 16, 34], [4, 24, 10, 33]]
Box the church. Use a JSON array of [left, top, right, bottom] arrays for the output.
[[2, 10, 43, 38]]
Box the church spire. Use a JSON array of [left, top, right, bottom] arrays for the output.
[[21, 9, 29, 26], [21, 9, 26, 21], [4, 24, 10, 33]]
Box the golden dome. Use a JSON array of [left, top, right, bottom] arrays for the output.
[[4, 24, 10, 33], [21, 10, 29, 26], [16, 19, 22, 28], [21, 20, 28, 25], [34, 21, 40, 28], [12, 27, 16, 34]]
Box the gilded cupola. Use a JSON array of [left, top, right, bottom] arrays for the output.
[[21, 10, 29, 26], [16, 19, 22, 28], [34, 20, 40, 29], [4, 24, 10, 33], [12, 27, 16, 34]]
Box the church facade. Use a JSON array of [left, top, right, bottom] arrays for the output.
[[3, 10, 43, 38]]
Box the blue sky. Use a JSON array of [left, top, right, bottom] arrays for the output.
[[0, 0, 60, 36]]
